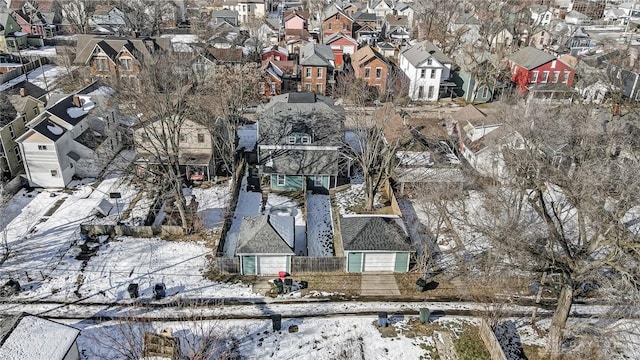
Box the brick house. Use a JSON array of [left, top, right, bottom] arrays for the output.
[[351, 45, 391, 95], [322, 4, 354, 40], [323, 32, 357, 70], [261, 59, 298, 96], [299, 42, 335, 95], [261, 45, 288, 61], [284, 10, 308, 30], [507, 46, 575, 92], [74, 35, 172, 87]]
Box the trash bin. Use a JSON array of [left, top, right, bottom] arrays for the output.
[[284, 278, 293, 293], [273, 279, 283, 294], [419, 308, 430, 324], [299, 280, 308, 289], [416, 278, 427, 292], [271, 314, 282, 331], [378, 312, 388, 327], [153, 283, 166, 300], [127, 283, 139, 298]]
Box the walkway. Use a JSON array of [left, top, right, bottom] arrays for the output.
[[360, 273, 400, 297]]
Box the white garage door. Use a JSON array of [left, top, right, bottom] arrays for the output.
[[343, 46, 355, 54], [258, 256, 288, 275], [363, 253, 396, 272]]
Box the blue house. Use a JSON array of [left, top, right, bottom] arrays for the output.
[[452, 51, 499, 103], [257, 92, 345, 192]]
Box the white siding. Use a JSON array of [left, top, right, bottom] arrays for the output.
[[363, 252, 396, 272]]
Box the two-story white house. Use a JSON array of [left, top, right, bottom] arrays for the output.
[[222, 0, 265, 23], [530, 5, 554, 26], [399, 40, 453, 101], [16, 82, 123, 188]]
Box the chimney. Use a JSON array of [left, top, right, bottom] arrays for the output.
[[19, 88, 25, 97], [72, 95, 81, 108]]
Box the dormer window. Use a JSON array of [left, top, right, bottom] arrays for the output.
[[287, 136, 296, 144], [301, 136, 311, 144], [95, 58, 109, 72]]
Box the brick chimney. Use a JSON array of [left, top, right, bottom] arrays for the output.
[[72, 95, 81, 108], [19, 88, 25, 97]]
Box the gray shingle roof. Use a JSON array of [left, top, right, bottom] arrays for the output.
[[508, 46, 556, 70], [236, 215, 295, 254], [341, 216, 412, 251], [74, 35, 172, 65], [299, 42, 335, 67], [401, 40, 452, 67]]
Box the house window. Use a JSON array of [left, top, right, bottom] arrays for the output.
[[14, 146, 21, 163], [306, 67, 311, 78], [314, 175, 323, 187], [365, 67, 371, 78], [301, 136, 311, 144], [563, 70, 570, 84], [95, 58, 109, 72], [420, 69, 426, 78], [317, 67, 322, 78], [417, 86, 424, 98], [539, 36, 544, 45], [552, 71, 560, 83], [120, 58, 132, 71], [430, 69, 436, 79], [541, 71, 549, 83], [305, 83, 311, 91], [427, 85, 435, 99], [50, 169, 58, 177], [287, 136, 296, 144], [270, 82, 276, 94], [38, 145, 47, 150], [426, 58, 432, 65], [8, 125, 14, 138], [179, 134, 186, 142], [197, 133, 205, 143], [316, 83, 322, 93], [531, 71, 539, 82], [277, 174, 286, 186], [342, 23, 347, 31], [481, 86, 489, 99], [375, 67, 382, 79], [328, 23, 332, 30]]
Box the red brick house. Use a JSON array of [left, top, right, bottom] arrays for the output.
[[507, 46, 575, 92], [323, 32, 357, 70], [322, 5, 354, 40], [261, 59, 298, 97], [351, 45, 391, 95], [262, 45, 289, 61], [300, 42, 335, 95]]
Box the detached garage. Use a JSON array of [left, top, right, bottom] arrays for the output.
[[341, 216, 413, 273], [236, 215, 295, 275]]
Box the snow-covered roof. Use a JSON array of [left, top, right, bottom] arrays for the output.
[[0, 313, 79, 360]]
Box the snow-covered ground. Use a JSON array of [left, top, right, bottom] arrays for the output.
[[187, 183, 231, 231], [334, 183, 384, 215], [223, 176, 262, 257], [0, 64, 69, 92], [306, 195, 334, 257], [237, 124, 257, 152], [265, 193, 307, 256]]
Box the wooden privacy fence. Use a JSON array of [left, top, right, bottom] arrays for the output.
[[479, 319, 508, 360], [291, 257, 345, 273], [209, 256, 240, 273], [80, 224, 184, 239]]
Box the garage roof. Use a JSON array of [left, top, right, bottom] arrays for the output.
[[236, 215, 295, 255], [340, 216, 412, 252]]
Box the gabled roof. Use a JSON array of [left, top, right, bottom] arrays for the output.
[[450, 104, 488, 125], [74, 35, 172, 65], [299, 42, 335, 67], [385, 14, 408, 26], [205, 47, 243, 62], [94, 40, 118, 61], [212, 9, 238, 18], [453, 12, 480, 25], [352, 45, 390, 68], [323, 3, 353, 22], [508, 46, 556, 70], [262, 45, 288, 57], [236, 215, 295, 254], [0, 312, 80, 360], [353, 11, 377, 22], [32, 117, 66, 141], [284, 9, 309, 21], [401, 40, 452, 67], [340, 216, 412, 252], [323, 31, 357, 45]]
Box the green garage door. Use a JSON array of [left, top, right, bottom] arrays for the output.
[[347, 252, 363, 273], [394, 252, 409, 272], [242, 256, 256, 275]]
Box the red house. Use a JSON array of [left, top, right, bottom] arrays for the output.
[[507, 46, 575, 92], [262, 45, 289, 62], [323, 32, 357, 70]]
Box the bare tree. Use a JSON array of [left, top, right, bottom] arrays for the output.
[[117, 53, 196, 232], [477, 100, 640, 358], [59, 0, 95, 34], [192, 63, 261, 182]]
